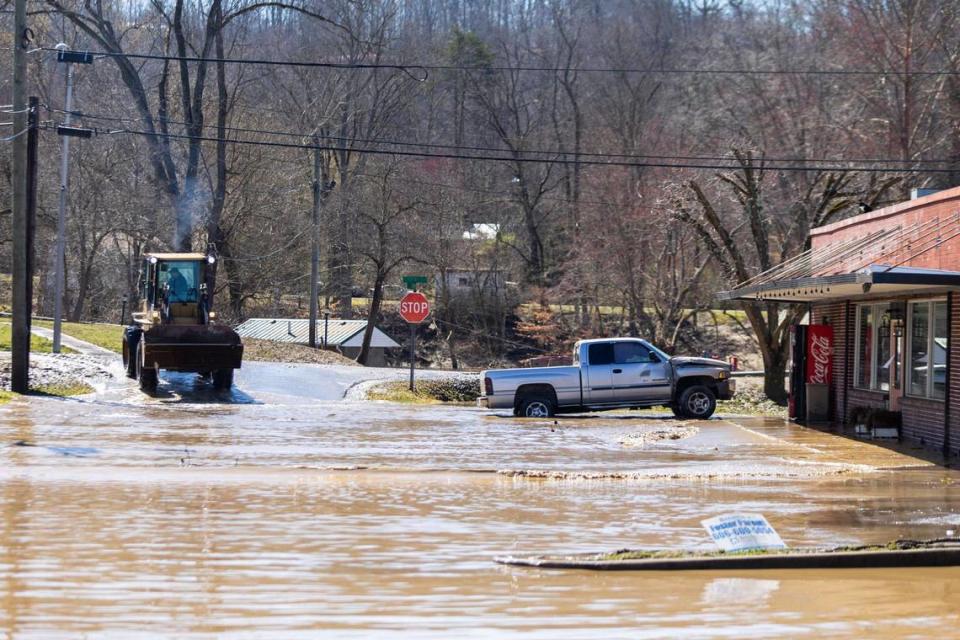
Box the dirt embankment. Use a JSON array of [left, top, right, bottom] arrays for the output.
[[241, 338, 360, 366]]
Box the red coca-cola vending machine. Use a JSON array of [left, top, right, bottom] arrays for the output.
[[789, 324, 834, 422]]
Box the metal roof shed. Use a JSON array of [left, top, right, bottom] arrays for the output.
[[235, 318, 401, 349]]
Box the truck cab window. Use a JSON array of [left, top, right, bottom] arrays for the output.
[[614, 342, 651, 364], [588, 343, 615, 365]]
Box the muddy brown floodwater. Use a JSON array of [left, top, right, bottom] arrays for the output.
[[2, 364, 960, 638]]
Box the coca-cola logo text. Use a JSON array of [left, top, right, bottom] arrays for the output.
[[808, 334, 832, 384]]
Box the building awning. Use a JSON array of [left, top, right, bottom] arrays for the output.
[[718, 265, 960, 302]]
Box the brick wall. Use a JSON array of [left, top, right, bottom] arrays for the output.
[[900, 396, 945, 448], [847, 388, 887, 419], [810, 186, 960, 272]]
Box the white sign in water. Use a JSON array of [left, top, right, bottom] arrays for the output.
[[701, 514, 787, 552]]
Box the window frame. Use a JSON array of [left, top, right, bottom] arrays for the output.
[[905, 298, 947, 401], [854, 302, 889, 392], [613, 341, 651, 364]]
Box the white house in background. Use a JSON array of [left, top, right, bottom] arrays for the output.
[[235, 318, 400, 366], [435, 268, 507, 300], [462, 223, 500, 240]]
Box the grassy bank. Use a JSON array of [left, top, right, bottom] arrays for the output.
[[0, 384, 92, 402], [31, 382, 96, 397], [0, 323, 77, 354], [31, 320, 121, 353], [367, 376, 480, 404]]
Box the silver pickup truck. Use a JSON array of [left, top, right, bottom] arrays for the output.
[[477, 338, 734, 419]]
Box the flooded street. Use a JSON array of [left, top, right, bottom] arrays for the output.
[[3, 363, 960, 637]]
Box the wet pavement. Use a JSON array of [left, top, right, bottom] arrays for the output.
[[2, 362, 960, 638]]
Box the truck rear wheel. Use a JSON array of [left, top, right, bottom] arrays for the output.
[[677, 385, 716, 419], [519, 395, 555, 418], [212, 368, 234, 390]]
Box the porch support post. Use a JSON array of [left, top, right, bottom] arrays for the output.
[[945, 292, 953, 458], [844, 300, 852, 426]]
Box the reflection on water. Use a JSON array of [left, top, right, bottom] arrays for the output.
[[700, 578, 780, 606], [1, 379, 960, 637]]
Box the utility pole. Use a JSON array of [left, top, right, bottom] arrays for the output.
[[309, 142, 321, 348], [52, 43, 76, 353], [10, 0, 30, 393], [25, 96, 38, 342]]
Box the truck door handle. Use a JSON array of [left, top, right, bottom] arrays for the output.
[[613, 369, 622, 374]]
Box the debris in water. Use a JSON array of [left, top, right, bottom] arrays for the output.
[[620, 426, 698, 448]]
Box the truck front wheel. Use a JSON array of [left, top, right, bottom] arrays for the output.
[[519, 395, 556, 418], [677, 385, 716, 419]]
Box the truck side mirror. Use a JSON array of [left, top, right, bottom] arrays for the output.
[[649, 352, 661, 363]]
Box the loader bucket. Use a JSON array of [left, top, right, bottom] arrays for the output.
[[141, 324, 243, 372]]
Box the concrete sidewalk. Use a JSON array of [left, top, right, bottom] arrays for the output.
[[30, 326, 115, 358]]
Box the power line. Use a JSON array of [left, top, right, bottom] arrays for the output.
[[61, 124, 959, 174], [39, 46, 960, 77], [48, 106, 960, 166], [1, 127, 30, 142], [39, 47, 429, 81], [354, 172, 640, 209]]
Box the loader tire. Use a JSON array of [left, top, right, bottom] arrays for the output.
[[123, 339, 137, 379], [137, 340, 158, 394], [212, 368, 234, 390]]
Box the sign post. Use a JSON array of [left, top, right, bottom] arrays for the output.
[[409, 324, 416, 391], [398, 291, 430, 391]]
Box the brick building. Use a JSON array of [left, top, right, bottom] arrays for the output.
[[720, 186, 960, 455]]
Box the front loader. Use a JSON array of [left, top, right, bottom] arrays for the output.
[[122, 253, 243, 393]]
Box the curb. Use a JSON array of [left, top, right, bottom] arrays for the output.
[[496, 547, 960, 571]]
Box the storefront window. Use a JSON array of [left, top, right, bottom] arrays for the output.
[[857, 306, 872, 388], [909, 303, 929, 396], [855, 302, 891, 391], [934, 302, 948, 400], [876, 306, 892, 392], [907, 300, 948, 400]]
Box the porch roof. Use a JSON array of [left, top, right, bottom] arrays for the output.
[[717, 265, 960, 303]]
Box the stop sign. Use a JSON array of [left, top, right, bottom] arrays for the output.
[[399, 291, 430, 323]]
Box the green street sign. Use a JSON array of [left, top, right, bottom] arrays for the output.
[[402, 275, 428, 290]]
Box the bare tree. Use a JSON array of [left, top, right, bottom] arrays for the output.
[[675, 150, 899, 402], [354, 166, 419, 365]]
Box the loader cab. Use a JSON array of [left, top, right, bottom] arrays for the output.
[[136, 253, 215, 325]]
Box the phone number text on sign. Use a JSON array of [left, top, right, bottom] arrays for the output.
[[701, 514, 787, 552]]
